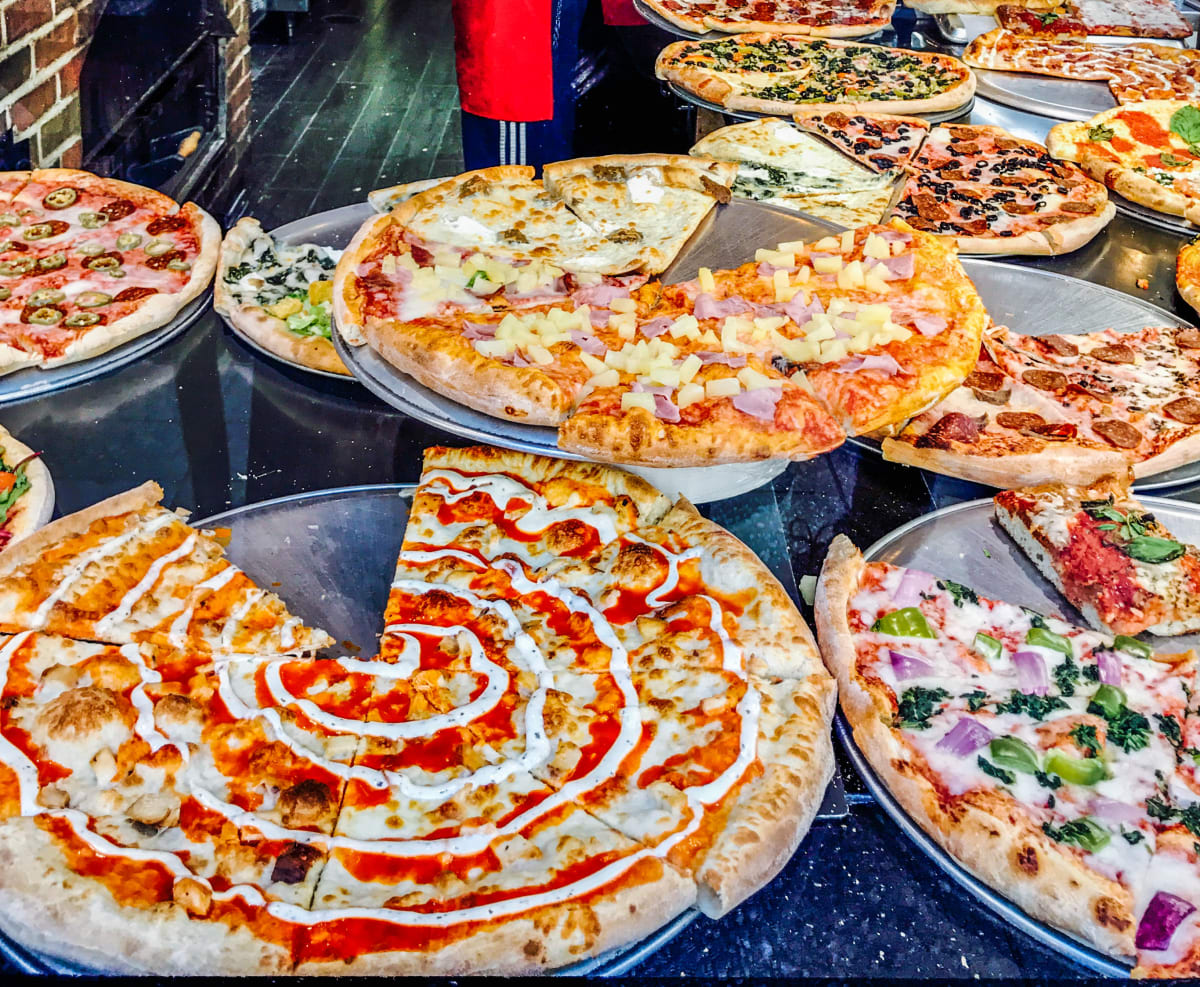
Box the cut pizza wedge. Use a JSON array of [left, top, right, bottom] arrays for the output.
[[790, 109, 930, 173], [994, 474, 1200, 636], [0, 482, 332, 654]]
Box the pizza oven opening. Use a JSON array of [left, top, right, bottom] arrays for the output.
[[79, 0, 234, 202]]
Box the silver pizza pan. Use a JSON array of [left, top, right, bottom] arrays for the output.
[[1110, 195, 1199, 237], [845, 258, 1200, 491], [327, 198, 842, 503], [0, 290, 209, 407], [667, 81, 976, 125], [0, 482, 844, 975], [633, 0, 887, 41], [839, 494, 1200, 975]]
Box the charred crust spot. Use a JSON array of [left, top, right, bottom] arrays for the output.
[[0, 695, 16, 709], [523, 939, 543, 958], [1094, 896, 1131, 931], [546, 518, 592, 554], [279, 779, 335, 828], [1015, 844, 1039, 876], [593, 164, 626, 182], [271, 842, 321, 885]]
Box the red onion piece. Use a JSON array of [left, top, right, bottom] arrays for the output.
[[1136, 891, 1196, 951], [1012, 650, 1049, 695], [834, 354, 904, 376], [892, 569, 934, 608], [1097, 649, 1123, 686], [572, 282, 630, 307], [694, 293, 751, 320], [936, 717, 992, 756], [569, 329, 606, 356], [890, 649, 935, 681], [640, 316, 674, 339], [653, 393, 680, 423], [784, 292, 824, 327], [696, 351, 747, 367], [912, 315, 947, 337], [462, 321, 496, 340], [1089, 798, 1143, 825], [731, 386, 782, 421]]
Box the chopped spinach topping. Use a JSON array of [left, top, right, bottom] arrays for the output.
[[896, 686, 950, 730], [1035, 770, 1063, 791], [1053, 656, 1079, 698], [993, 691, 1069, 721], [1082, 662, 1100, 683], [977, 756, 1014, 785], [963, 688, 988, 712], [1069, 723, 1101, 758], [1156, 713, 1183, 750], [1121, 829, 1144, 845], [937, 579, 978, 608], [1021, 607, 1049, 629], [1087, 700, 1150, 754]]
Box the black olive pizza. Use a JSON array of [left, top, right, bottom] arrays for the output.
[[0, 446, 837, 974], [0, 169, 219, 374]]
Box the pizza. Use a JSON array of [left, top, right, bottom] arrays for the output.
[[0, 169, 219, 375], [996, 0, 1192, 39], [654, 35, 977, 116], [1049, 102, 1200, 226], [367, 177, 450, 215], [214, 217, 349, 377], [0, 425, 50, 553], [816, 534, 1200, 978], [0, 445, 838, 974], [790, 109, 930, 173], [902, 0, 1054, 14], [890, 123, 1115, 253], [1177, 234, 1200, 312], [334, 172, 990, 465], [689, 118, 899, 224], [964, 31, 1200, 105], [994, 475, 1200, 636], [882, 323, 1200, 487], [640, 0, 896, 36]]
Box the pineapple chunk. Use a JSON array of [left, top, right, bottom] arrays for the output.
[[621, 392, 655, 412], [840, 229, 856, 254], [812, 255, 842, 274], [698, 267, 716, 293], [863, 234, 890, 260], [705, 377, 741, 399], [308, 280, 333, 305], [678, 353, 702, 384], [676, 382, 705, 408], [267, 297, 303, 319]]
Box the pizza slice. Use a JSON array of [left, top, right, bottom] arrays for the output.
[[540, 155, 737, 276], [0, 482, 333, 654], [995, 5, 1089, 36], [0, 425, 50, 553], [1179, 236, 1200, 315], [815, 535, 1200, 976], [790, 109, 930, 173], [1070, 0, 1193, 38], [994, 475, 1200, 637], [215, 217, 349, 376]]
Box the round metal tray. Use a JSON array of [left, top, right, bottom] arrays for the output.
[[846, 257, 1200, 491], [1110, 195, 1198, 238], [0, 484, 701, 976], [843, 493, 1200, 975], [667, 81, 975, 124], [635, 0, 887, 41], [0, 291, 209, 407]]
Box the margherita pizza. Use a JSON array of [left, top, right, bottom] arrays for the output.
[[817, 534, 1200, 978], [641, 0, 896, 37], [654, 34, 977, 116], [882, 324, 1200, 487], [0, 169, 218, 373], [0, 446, 837, 974]]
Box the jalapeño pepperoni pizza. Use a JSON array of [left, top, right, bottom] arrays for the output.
[[0, 446, 837, 974], [0, 169, 219, 374]]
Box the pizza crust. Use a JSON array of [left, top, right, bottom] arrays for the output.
[[0, 425, 52, 550], [224, 303, 351, 376], [814, 535, 1139, 962], [1176, 238, 1200, 314], [1078, 150, 1200, 225], [946, 200, 1116, 255]]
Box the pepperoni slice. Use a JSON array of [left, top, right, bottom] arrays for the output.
[[1002, 200, 1038, 216], [146, 249, 185, 270], [996, 411, 1046, 431], [1090, 343, 1135, 364], [913, 412, 981, 449], [1176, 328, 1200, 349], [99, 198, 136, 222], [1092, 419, 1142, 449], [1022, 369, 1068, 391], [1028, 421, 1078, 440], [1164, 396, 1200, 424], [146, 214, 189, 236], [113, 286, 158, 303], [1039, 336, 1079, 358], [964, 370, 1006, 392]]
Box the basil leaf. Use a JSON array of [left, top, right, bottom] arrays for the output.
[[1160, 151, 1192, 168], [1125, 535, 1186, 564], [1087, 124, 1114, 142], [1170, 105, 1200, 147]]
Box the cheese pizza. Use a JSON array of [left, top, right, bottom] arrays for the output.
[[0, 169, 218, 374], [654, 35, 977, 116], [0, 446, 838, 974], [817, 534, 1200, 978]]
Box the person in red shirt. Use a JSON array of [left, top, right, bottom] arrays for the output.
[[451, 0, 590, 170]]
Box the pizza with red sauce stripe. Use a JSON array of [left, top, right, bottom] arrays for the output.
[[0, 446, 837, 974], [0, 169, 219, 373], [882, 324, 1200, 488], [817, 534, 1200, 978], [994, 475, 1200, 637]]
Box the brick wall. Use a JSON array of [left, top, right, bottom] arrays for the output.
[[0, 0, 251, 177]]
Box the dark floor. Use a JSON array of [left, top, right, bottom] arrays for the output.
[[239, 0, 463, 229]]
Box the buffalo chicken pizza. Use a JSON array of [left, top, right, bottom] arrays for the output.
[[215, 217, 349, 376], [0, 446, 837, 974], [1049, 102, 1200, 227], [883, 324, 1200, 487], [0, 169, 218, 374], [640, 0, 896, 36], [817, 535, 1200, 978], [994, 475, 1200, 637], [334, 164, 989, 466], [965, 31, 1200, 105], [654, 35, 977, 116]]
